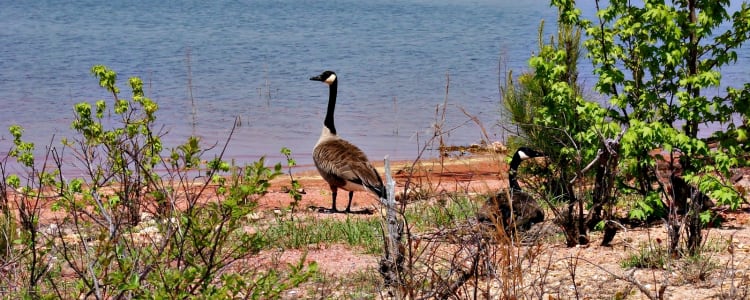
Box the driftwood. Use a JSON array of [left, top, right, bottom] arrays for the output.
[[379, 156, 405, 298]]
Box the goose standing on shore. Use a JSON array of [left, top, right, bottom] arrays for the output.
[[309, 70, 386, 213]]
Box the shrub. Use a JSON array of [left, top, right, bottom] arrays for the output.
[[0, 65, 315, 298]]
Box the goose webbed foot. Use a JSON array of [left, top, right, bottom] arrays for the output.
[[309, 205, 339, 214]]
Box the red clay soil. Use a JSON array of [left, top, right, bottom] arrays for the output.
[[261, 153, 511, 212]]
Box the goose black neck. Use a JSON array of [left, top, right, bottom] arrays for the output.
[[509, 171, 522, 192], [509, 152, 523, 192], [324, 80, 338, 135]]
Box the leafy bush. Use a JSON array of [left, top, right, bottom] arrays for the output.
[[0, 65, 315, 298], [502, 0, 750, 252]]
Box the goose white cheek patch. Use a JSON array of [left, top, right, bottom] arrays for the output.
[[325, 74, 337, 85]]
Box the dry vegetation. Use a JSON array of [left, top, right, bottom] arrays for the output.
[[256, 152, 750, 299]]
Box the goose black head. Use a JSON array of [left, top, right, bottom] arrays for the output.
[[508, 147, 545, 192], [310, 70, 337, 85], [516, 147, 544, 161]]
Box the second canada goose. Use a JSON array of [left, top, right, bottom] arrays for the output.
[[310, 70, 386, 213], [479, 147, 545, 232]]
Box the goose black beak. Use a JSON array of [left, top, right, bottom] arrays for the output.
[[310, 75, 323, 81]]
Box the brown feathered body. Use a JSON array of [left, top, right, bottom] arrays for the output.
[[314, 128, 385, 199], [480, 190, 544, 232]]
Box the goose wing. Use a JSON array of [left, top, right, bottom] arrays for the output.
[[313, 138, 386, 198]]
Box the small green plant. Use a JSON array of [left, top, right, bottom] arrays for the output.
[[8, 125, 35, 168], [281, 147, 303, 215], [0, 154, 16, 261], [0, 208, 16, 260], [679, 253, 719, 284], [621, 244, 669, 269]]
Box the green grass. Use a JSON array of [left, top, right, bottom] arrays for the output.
[[307, 269, 382, 299], [403, 195, 478, 231], [621, 239, 723, 274], [255, 195, 479, 255], [262, 216, 383, 254]]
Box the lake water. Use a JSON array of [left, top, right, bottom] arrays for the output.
[[1, 1, 748, 174]]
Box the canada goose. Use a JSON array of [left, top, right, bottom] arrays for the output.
[[652, 150, 715, 214], [479, 147, 545, 232], [310, 70, 386, 213], [667, 173, 714, 214]]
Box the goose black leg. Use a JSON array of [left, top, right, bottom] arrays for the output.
[[344, 191, 354, 213], [329, 185, 339, 213]]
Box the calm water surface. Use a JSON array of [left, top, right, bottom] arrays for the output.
[[1, 1, 748, 175]]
